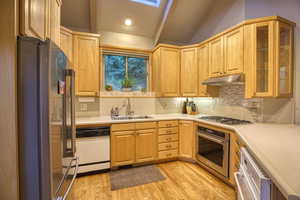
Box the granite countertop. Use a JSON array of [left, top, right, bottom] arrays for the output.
[[76, 114, 300, 199]]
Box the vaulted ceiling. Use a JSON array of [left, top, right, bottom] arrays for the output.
[[61, 0, 241, 47]]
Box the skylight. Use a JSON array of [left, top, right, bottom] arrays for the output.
[[130, 0, 161, 7]]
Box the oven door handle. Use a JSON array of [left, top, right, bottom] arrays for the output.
[[197, 132, 226, 145]]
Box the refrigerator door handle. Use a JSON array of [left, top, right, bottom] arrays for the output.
[[64, 69, 76, 157], [69, 69, 76, 155], [55, 157, 79, 200]]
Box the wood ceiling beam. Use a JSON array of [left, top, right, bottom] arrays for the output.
[[90, 0, 97, 33], [153, 0, 175, 45]]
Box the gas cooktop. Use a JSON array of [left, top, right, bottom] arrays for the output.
[[199, 116, 252, 125]]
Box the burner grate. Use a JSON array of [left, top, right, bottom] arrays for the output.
[[199, 116, 252, 125]]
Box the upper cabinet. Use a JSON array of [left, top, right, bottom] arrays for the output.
[[20, 0, 62, 45], [209, 37, 224, 77], [50, 0, 62, 46], [152, 45, 180, 97], [224, 27, 244, 75], [20, 0, 50, 40], [198, 44, 219, 97], [208, 27, 244, 78], [73, 32, 100, 96], [60, 27, 73, 64], [245, 18, 295, 98], [181, 48, 198, 97]]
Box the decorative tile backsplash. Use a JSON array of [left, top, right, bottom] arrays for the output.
[[75, 85, 295, 124]]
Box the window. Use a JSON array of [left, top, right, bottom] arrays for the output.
[[130, 0, 160, 7], [103, 53, 149, 91]]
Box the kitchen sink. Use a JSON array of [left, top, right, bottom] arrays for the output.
[[111, 115, 153, 120]]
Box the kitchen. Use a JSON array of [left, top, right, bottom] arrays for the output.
[[1, 0, 300, 200]]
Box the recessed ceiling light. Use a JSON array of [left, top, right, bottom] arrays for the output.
[[124, 19, 132, 26]]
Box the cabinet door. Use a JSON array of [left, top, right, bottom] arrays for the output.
[[152, 49, 161, 96], [60, 27, 73, 64], [20, 0, 50, 40], [198, 44, 219, 97], [73, 34, 100, 96], [209, 36, 224, 77], [111, 131, 135, 166], [179, 121, 194, 158], [275, 22, 293, 97], [50, 0, 62, 46], [136, 129, 157, 162], [160, 48, 180, 97], [181, 48, 198, 97], [224, 27, 244, 75], [254, 22, 275, 97]]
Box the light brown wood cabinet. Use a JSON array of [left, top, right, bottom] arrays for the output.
[[224, 27, 244, 75], [111, 131, 136, 166], [157, 120, 179, 159], [180, 48, 198, 97], [73, 32, 100, 96], [198, 44, 219, 97], [152, 45, 180, 97], [50, 0, 62, 46], [20, 0, 50, 40], [179, 121, 194, 159], [136, 129, 157, 163], [111, 123, 157, 167], [245, 19, 294, 98], [209, 36, 224, 77], [60, 27, 73, 64]]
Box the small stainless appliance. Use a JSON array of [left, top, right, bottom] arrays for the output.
[[196, 125, 230, 177], [234, 147, 271, 200], [76, 126, 111, 173], [18, 36, 78, 200], [199, 116, 252, 125]]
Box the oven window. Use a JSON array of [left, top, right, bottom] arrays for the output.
[[198, 135, 224, 167]]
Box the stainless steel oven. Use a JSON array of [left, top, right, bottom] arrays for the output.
[[196, 125, 230, 177]]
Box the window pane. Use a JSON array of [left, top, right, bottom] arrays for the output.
[[128, 57, 147, 91], [104, 55, 126, 91]]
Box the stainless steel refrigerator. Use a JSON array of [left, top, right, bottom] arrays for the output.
[[18, 36, 78, 200]]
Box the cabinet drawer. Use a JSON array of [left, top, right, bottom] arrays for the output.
[[111, 130, 135, 136], [111, 123, 135, 131], [158, 120, 178, 128], [158, 133, 178, 143], [135, 122, 157, 130], [158, 149, 178, 159], [158, 127, 178, 135], [158, 142, 178, 151]]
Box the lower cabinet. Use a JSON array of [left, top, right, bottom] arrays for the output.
[[111, 131, 136, 166], [111, 123, 157, 167], [179, 120, 194, 159], [136, 129, 157, 163], [157, 120, 179, 159]]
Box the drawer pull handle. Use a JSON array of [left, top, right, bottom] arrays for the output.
[[166, 124, 172, 127], [167, 130, 172, 133], [166, 138, 171, 141]]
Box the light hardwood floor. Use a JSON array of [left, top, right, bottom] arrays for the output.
[[71, 161, 236, 200]]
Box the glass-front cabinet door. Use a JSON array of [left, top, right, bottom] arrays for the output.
[[254, 22, 275, 97], [276, 22, 293, 97]]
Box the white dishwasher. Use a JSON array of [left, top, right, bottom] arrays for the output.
[[234, 147, 271, 200], [76, 126, 110, 174]]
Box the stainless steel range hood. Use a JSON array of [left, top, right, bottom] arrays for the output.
[[202, 74, 244, 86]]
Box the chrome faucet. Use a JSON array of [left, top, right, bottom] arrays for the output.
[[125, 98, 134, 116]]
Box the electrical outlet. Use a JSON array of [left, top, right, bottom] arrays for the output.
[[80, 103, 88, 111]]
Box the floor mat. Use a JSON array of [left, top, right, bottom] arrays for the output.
[[109, 165, 165, 190]]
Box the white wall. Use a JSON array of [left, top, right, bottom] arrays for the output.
[[99, 31, 155, 50], [190, 0, 245, 43], [244, 0, 300, 124]]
